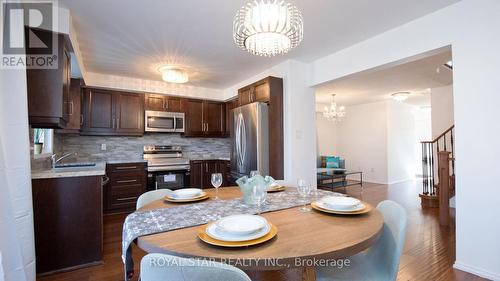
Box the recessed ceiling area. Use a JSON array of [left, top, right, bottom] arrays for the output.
[[315, 50, 453, 107], [59, 0, 459, 89]]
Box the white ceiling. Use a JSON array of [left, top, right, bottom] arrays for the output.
[[60, 0, 459, 89], [315, 50, 453, 107]]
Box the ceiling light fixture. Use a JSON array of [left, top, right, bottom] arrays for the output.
[[233, 0, 303, 57], [391, 92, 410, 102], [323, 94, 346, 122], [159, 66, 189, 83]]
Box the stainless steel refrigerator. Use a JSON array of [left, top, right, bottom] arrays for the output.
[[231, 102, 269, 179]]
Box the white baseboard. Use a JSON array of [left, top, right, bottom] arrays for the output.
[[454, 261, 500, 280]]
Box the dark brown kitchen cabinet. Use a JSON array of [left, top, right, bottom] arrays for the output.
[[81, 88, 144, 136], [184, 99, 205, 136], [238, 79, 271, 107], [104, 162, 147, 213], [115, 92, 144, 134], [225, 98, 239, 137], [190, 160, 230, 189], [32, 175, 103, 274], [26, 28, 71, 128], [57, 78, 83, 133], [184, 99, 226, 137], [145, 94, 184, 112]]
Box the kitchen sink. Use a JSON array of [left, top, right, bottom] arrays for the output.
[[54, 162, 96, 168]]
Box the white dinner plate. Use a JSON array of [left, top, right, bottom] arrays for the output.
[[317, 200, 366, 212], [206, 221, 271, 242], [320, 196, 360, 210], [170, 188, 203, 199], [216, 215, 267, 236]]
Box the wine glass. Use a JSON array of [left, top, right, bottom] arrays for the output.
[[211, 173, 223, 200], [251, 185, 267, 215], [297, 179, 311, 212], [250, 170, 260, 177]]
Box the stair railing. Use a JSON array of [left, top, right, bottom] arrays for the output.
[[421, 125, 455, 196]]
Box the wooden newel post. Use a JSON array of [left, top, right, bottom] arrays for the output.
[[438, 151, 452, 226]]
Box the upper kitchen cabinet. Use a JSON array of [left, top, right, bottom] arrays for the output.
[[26, 28, 71, 128], [145, 94, 184, 112], [238, 76, 276, 106], [183, 99, 226, 138], [225, 98, 239, 137], [81, 88, 144, 136], [205, 101, 225, 136], [57, 78, 83, 133]]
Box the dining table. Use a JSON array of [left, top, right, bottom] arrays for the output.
[[132, 186, 384, 281]]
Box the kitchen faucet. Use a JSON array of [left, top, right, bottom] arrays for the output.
[[51, 152, 77, 168]]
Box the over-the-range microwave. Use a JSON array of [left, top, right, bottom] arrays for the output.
[[144, 110, 185, 133]]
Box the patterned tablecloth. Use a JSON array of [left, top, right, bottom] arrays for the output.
[[122, 188, 342, 280]]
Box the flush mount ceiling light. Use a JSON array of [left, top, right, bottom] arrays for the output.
[[323, 94, 346, 122], [159, 66, 189, 83], [391, 92, 410, 102], [233, 0, 304, 57]]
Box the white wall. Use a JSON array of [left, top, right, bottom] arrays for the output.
[[413, 108, 432, 176], [315, 113, 338, 157], [335, 101, 389, 183], [431, 85, 454, 138], [0, 58, 36, 281], [310, 0, 500, 278], [387, 101, 416, 183], [316, 100, 416, 184]]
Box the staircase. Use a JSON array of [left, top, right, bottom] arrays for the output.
[[419, 125, 455, 225]]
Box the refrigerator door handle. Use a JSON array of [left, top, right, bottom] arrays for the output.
[[240, 114, 246, 169], [235, 113, 242, 169]]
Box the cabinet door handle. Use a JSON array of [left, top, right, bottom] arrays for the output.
[[115, 166, 138, 170], [116, 196, 137, 201], [80, 114, 83, 126], [116, 179, 138, 184], [205, 163, 208, 172], [69, 101, 74, 115], [117, 118, 120, 129]]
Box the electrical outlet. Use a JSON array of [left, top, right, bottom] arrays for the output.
[[101, 143, 107, 151]]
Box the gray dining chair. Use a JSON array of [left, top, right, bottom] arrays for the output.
[[140, 253, 251, 281], [316, 200, 407, 281], [136, 189, 172, 210]]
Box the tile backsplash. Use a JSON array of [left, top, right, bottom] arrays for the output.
[[56, 133, 231, 162]]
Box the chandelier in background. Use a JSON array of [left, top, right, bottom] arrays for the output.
[[159, 66, 189, 84], [323, 94, 346, 122], [233, 0, 303, 57]]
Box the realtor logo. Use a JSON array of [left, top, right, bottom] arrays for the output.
[[1, 1, 58, 69]]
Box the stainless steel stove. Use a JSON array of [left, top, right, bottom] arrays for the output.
[[143, 145, 190, 190]]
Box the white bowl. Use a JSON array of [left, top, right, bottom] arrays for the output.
[[321, 196, 360, 210], [216, 215, 267, 236], [170, 188, 203, 199]]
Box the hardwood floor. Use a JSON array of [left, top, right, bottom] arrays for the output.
[[38, 181, 487, 281]]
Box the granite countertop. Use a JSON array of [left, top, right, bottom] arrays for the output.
[[31, 162, 106, 179]]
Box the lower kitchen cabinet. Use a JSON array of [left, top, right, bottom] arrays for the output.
[[190, 160, 230, 189], [104, 162, 147, 213], [32, 175, 103, 274]]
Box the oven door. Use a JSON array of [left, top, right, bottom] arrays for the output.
[[148, 170, 190, 190], [145, 111, 184, 132]]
